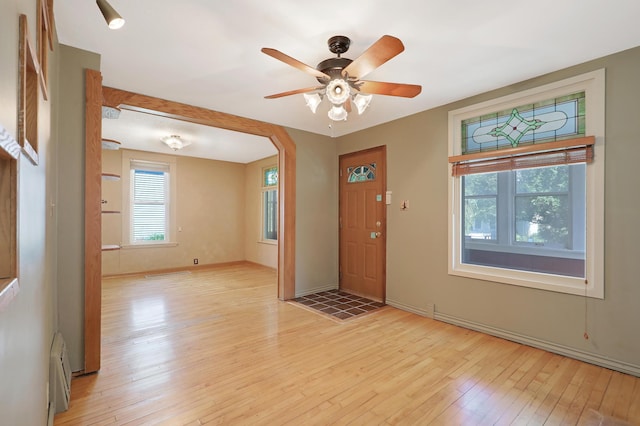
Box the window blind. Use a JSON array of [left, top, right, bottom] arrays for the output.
[[131, 161, 169, 242], [449, 136, 594, 177]]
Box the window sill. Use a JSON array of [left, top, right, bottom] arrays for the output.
[[0, 278, 20, 313], [464, 241, 585, 260], [258, 240, 277, 246], [449, 263, 602, 299], [121, 242, 179, 249]]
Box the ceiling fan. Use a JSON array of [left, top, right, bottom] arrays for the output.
[[261, 35, 422, 121]]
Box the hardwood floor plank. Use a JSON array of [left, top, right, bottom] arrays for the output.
[[54, 263, 640, 425]]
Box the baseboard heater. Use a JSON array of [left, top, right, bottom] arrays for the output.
[[49, 332, 71, 416]]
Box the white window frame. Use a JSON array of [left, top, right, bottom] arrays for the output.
[[448, 70, 605, 298], [462, 165, 585, 257], [121, 151, 178, 248], [261, 165, 278, 243]]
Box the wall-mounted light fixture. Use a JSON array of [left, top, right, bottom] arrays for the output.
[[96, 0, 125, 30]]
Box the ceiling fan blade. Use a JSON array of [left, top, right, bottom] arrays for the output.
[[261, 48, 330, 80], [264, 86, 323, 99], [342, 35, 405, 79], [357, 81, 422, 98]]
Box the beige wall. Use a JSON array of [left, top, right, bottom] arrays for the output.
[[102, 149, 247, 275], [244, 155, 278, 269], [0, 2, 59, 424], [337, 46, 640, 373]]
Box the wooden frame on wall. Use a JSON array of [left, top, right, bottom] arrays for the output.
[[18, 14, 40, 165], [37, 0, 54, 100], [0, 125, 21, 312]]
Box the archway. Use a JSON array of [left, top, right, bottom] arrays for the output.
[[84, 69, 296, 372]]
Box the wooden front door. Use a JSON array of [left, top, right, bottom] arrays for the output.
[[339, 146, 386, 302]]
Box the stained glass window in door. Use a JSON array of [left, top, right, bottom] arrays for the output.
[[347, 163, 376, 183]]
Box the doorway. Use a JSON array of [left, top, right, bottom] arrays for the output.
[[84, 70, 297, 373], [338, 146, 387, 302]]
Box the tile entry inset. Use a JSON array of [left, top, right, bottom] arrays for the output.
[[293, 290, 385, 321]]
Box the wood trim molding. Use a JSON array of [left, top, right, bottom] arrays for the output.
[[102, 86, 296, 300], [85, 87, 297, 371], [18, 14, 40, 165], [0, 124, 22, 160], [0, 125, 20, 313], [84, 69, 103, 373]]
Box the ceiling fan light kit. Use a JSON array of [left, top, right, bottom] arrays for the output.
[[353, 93, 373, 115], [96, 0, 125, 30], [328, 105, 348, 121], [262, 35, 421, 122], [326, 79, 351, 104], [303, 93, 323, 113]]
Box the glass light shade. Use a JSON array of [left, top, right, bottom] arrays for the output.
[[353, 94, 373, 115], [303, 93, 322, 114], [326, 79, 351, 105], [328, 105, 348, 121], [161, 135, 190, 151]]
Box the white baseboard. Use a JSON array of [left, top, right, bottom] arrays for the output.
[[47, 402, 55, 426], [434, 311, 640, 378], [386, 298, 434, 318], [384, 299, 639, 377], [295, 284, 337, 298]]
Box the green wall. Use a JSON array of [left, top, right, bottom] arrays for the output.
[[288, 128, 339, 296], [337, 46, 640, 372], [0, 1, 59, 424], [56, 45, 101, 372]]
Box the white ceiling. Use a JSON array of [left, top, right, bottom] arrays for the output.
[[102, 109, 277, 163], [55, 0, 640, 161]]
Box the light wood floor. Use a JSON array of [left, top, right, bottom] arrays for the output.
[[55, 263, 640, 425]]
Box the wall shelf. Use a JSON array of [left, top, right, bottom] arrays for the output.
[[101, 244, 120, 251], [102, 172, 120, 181]]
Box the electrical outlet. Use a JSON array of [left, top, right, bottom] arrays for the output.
[[193, 258, 198, 265]]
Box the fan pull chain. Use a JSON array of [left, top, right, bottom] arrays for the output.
[[583, 279, 590, 340]]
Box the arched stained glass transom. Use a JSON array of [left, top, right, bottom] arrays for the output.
[[348, 163, 376, 183]]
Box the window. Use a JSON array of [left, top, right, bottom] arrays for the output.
[[348, 163, 376, 182], [262, 166, 278, 241], [462, 165, 585, 277], [131, 161, 169, 243], [448, 70, 604, 298]]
